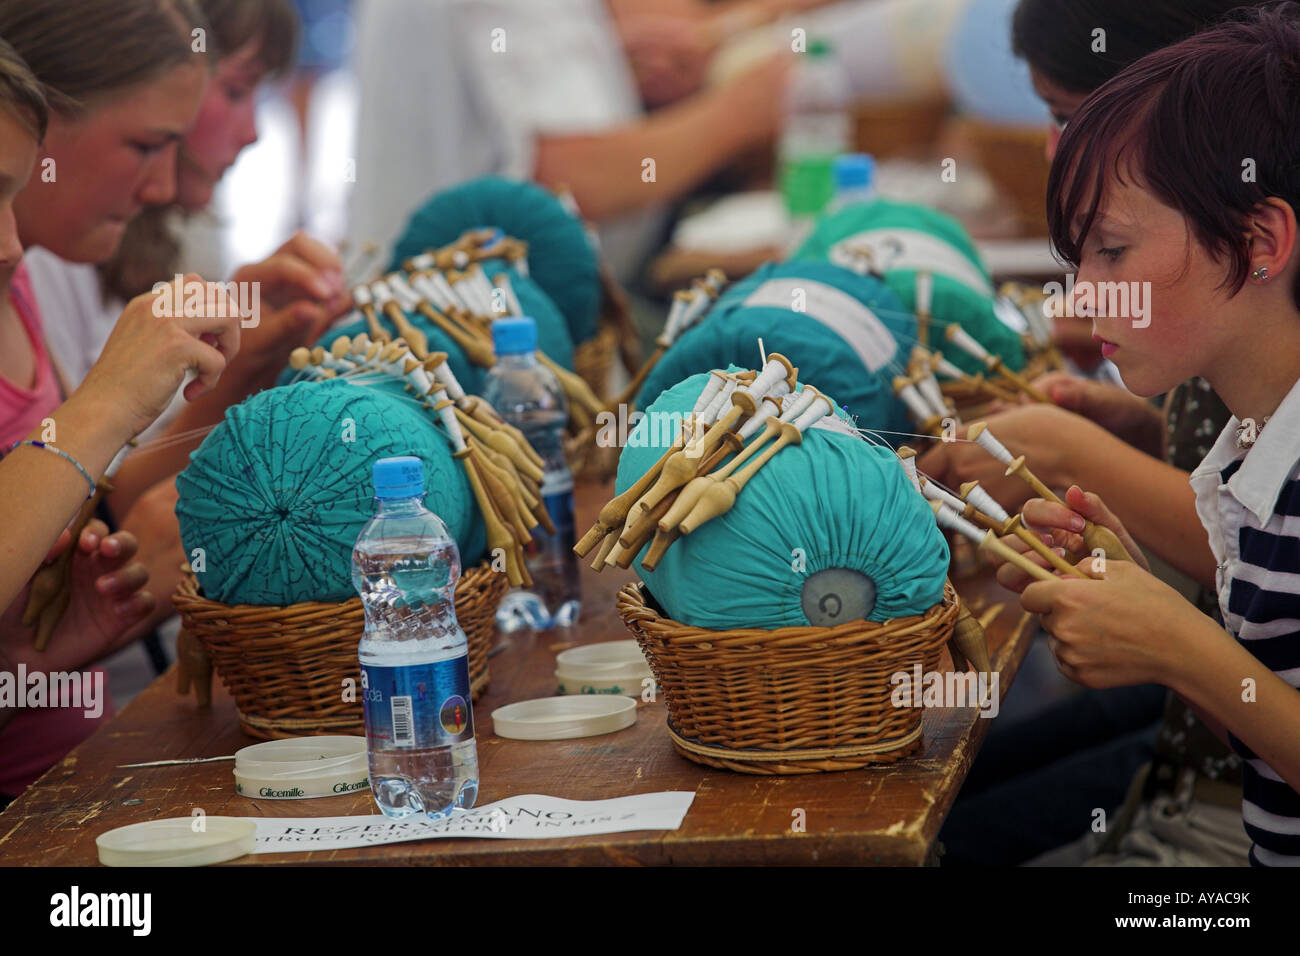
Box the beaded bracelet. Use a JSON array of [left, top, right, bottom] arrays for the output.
[[6, 440, 97, 499]]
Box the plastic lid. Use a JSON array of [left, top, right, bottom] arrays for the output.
[[491, 316, 538, 355], [491, 695, 637, 740], [555, 641, 653, 681], [373, 456, 424, 500], [96, 817, 257, 867], [234, 736, 369, 800], [834, 153, 875, 192]]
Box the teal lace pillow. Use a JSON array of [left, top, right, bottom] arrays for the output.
[[389, 176, 600, 344], [793, 197, 1025, 375], [616, 371, 949, 630], [176, 379, 485, 606], [638, 261, 914, 435]]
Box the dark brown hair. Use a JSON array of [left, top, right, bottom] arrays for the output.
[[1012, 0, 1269, 95], [1047, 2, 1300, 308], [200, 0, 298, 79], [0, 36, 47, 142], [0, 0, 208, 116]]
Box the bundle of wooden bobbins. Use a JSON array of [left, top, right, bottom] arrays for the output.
[[897, 420, 1135, 593]]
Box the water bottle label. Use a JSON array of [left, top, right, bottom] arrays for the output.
[[361, 657, 474, 750]]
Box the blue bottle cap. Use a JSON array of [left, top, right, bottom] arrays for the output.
[[491, 316, 538, 355], [372, 456, 424, 500], [834, 153, 875, 192]]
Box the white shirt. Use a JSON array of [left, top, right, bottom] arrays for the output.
[[347, 0, 665, 283], [1188, 373, 1300, 867]]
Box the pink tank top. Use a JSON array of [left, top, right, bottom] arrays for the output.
[[0, 261, 114, 799]]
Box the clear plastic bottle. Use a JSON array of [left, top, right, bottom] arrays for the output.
[[352, 456, 478, 819], [779, 38, 853, 220], [481, 316, 581, 631], [829, 153, 877, 211]]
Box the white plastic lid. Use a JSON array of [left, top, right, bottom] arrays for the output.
[[491, 695, 637, 740], [96, 817, 257, 867], [555, 640, 653, 681], [234, 736, 369, 800]]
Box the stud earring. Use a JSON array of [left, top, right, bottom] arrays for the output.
[[1252, 266, 1271, 282]]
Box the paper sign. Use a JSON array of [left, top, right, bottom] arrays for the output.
[[250, 791, 695, 853]]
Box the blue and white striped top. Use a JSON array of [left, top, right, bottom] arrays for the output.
[[1191, 385, 1300, 867]]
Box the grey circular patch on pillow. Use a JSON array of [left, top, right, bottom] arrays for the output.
[[800, 568, 877, 626]]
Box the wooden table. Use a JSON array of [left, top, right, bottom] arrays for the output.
[[0, 482, 1035, 866]]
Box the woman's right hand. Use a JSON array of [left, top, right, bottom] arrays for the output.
[[75, 274, 242, 440]]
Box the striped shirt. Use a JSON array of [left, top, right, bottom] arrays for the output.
[[1190, 381, 1300, 867]]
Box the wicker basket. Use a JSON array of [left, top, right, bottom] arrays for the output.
[[173, 562, 507, 740], [617, 580, 960, 774]]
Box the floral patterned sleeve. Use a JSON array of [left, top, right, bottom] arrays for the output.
[[1148, 378, 1242, 787]]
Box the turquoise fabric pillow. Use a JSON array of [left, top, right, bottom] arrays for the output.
[[616, 371, 950, 630], [389, 176, 600, 344], [176, 379, 485, 606], [638, 261, 914, 436], [793, 198, 1026, 375]]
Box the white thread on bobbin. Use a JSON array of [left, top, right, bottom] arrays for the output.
[[792, 392, 834, 432], [921, 479, 967, 515], [964, 482, 1010, 524], [932, 501, 985, 544], [895, 379, 935, 422], [967, 422, 1014, 464], [896, 448, 922, 493], [932, 353, 967, 380], [701, 378, 739, 425], [944, 324, 992, 364], [915, 271, 933, 316], [778, 386, 820, 424], [691, 370, 729, 419], [738, 395, 782, 440]]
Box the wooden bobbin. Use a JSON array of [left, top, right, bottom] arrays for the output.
[[26, 480, 112, 649], [454, 407, 544, 483], [1004, 456, 1135, 563], [416, 300, 495, 367], [679, 422, 801, 535], [950, 599, 993, 677], [576, 438, 680, 557], [455, 447, 523, 587], [979, 530, 1056, 583]]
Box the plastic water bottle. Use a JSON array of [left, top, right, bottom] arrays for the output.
[[779, 38, 853, 220], [830, 153, 877, 211], [353, 456, 478, 819], [481, 316, 581, 631]]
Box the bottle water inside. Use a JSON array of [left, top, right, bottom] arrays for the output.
[[353, 456, 479, 819]]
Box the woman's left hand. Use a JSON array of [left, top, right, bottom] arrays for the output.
[[221, 231, 352, 390], [1019, 558, 1205, 689]]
